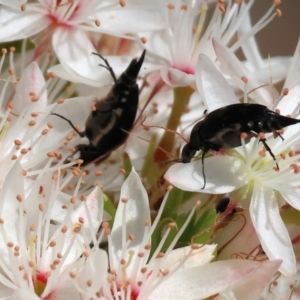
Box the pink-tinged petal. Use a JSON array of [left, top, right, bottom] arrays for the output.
[[196, 54, 238, 112], [213, 211, 260, 261], [0, 7, 48, 41], [163, 244, 216, 271], [276, 84, 300, 115], [13, 62, 47, 113], [230, 260, 282, 300], [11, 289, 40, 300], [160, 67, 194, 87], [164, 156, 248, 194], [213, 38, 272, 106], [250, 184, 297, 276], [111, 169, 150, 266], [149, 260, 262, 300], [78, 249, 108, 292]]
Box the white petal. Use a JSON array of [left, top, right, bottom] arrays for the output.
[[213, 38, 272, 106], [97, 4, 165, 33], [163, 244, 216, 271], [11, 289, 40, 300], [149, 260, 262, 300], [164, 156, 248, 194], [250, 184, 296, 276], [13, 62, 47, 113], [53, 28, 138, 86], [0, 7, 48, 41], [111, 169, 150, 266], [72, 187, 103, 230], [196, 54, 238, 112], [276, 83, 300, 116], [0, 162, 24, 247], [281, 190, 300, 211]]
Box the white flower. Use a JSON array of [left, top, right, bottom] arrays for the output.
[[140, 0, 283, 87], [0, 0, 165, 84], [0, 161, 105, 299], [165, 55, 300, 276], [74, 168, 278, 299]]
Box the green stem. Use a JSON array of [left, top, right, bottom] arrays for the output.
[[154, 86, 194, 163]]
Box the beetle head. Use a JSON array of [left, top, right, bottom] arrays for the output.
[[181, 143, 197, 163]]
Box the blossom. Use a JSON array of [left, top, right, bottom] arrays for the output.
[[138, 0, 284, 88], [165, 55, 300, 276], [0, 0, 165, 80], [71, 168, 279, 299], [0, 160, 105, 299]]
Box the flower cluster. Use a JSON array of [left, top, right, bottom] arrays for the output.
[[0, 0, 299, 299]]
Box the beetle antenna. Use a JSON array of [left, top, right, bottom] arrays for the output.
[[259, 137, 279, 169], [156, 158, 182, 165], [91, 52, 117, 83], [141, 118, 189, 144], [50, 112, 85, 138]]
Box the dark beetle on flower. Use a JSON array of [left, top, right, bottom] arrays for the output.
[[180, 103, 300, 188], [52, 50, 146, 165]]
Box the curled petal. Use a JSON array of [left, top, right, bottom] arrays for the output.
[[196, 54, 238, 112], [165, 156, 248, 194]]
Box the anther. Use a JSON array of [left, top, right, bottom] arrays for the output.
[[241, 76, 248, 83], [240, 132, 248, 139], [57, 98, 64, 104], [95, 19, 101, 26], [119, 0, 126, 7], [140, 37, 147, 44], [16, 195, 23, 202], [121, 197, 128, 203], [119, 168, 126, 174], [166, 185, 173, 192], [282, 88, 289, 96], [167, 4, 175, 9], [276, 9, 282, 17]]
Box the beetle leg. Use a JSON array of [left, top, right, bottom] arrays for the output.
[[91, 52, 117, 83], [200, 151, 207, 190], [259, 138, 279, 169], [51, 113, 86, 138]]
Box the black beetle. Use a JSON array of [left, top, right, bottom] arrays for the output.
[[180, 103, 300, 188], [52, 50, 146, 166]]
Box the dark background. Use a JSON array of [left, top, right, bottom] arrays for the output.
[[252, 0, 300, 56]]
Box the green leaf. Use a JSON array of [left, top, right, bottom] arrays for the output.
[[103, 193, 116, 227]]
